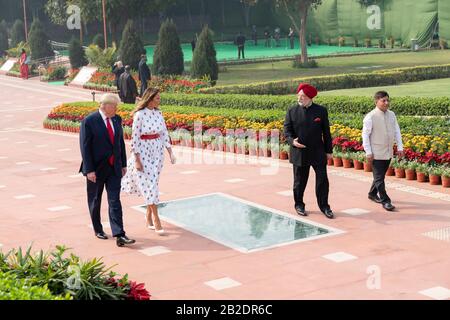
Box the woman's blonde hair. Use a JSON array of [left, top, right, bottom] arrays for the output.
[[132, 87, 160, 115]]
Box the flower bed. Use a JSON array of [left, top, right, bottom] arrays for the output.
[[83, 70, 210, 94], [44, 101, 450, 171], [0, 245, 150, 300]]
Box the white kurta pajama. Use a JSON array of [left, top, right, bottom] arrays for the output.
[[121, 108, 171, 205]]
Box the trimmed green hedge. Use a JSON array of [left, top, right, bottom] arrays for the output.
[[199, 64, 450, 95], [160, 93, 450, 116]]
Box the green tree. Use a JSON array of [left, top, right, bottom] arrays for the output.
[[11, 19, 25, 48], [152, 19, 184, 76], [28, 19, 53, 60], [118, 19, 144, 70], [191, 25, 218, 82], [69, 37, 87, 68], [0, 20, 8, 55], [276, 0, 323, 64], [92, 33, 105, 49]]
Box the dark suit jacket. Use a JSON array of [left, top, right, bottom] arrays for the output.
[[118, 72, 138, 102], [79, 111, 127, 180], [138, 59, 151, 82], [284, 103, 333, 167], [111, 65, 125, 87]]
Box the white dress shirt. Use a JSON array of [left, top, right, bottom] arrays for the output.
[[99, 109, 115, 134]]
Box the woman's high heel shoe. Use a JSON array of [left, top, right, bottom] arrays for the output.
[[145, 215, 155, 229]]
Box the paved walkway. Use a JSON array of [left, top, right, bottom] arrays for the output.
[[0, 74, 449, 300]]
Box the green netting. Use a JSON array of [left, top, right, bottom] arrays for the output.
[[439, 0, 450, 41], [310, 0, 441, 48], [143, 41, 378, 63], [310, 0, 338, 42]]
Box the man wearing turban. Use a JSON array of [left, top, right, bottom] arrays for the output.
[[283, 83, 334, 219]]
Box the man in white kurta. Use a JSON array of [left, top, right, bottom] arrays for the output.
[[362, 91, 404, 211]]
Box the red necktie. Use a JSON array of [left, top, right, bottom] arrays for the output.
[[106, 118, 115, 166]]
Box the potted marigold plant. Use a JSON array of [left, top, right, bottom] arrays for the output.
[[363, 155, 372, 172], [391, 157, 406, 178], [416, 163, 429, 183], [352, 152, 365, 170], [248, 139, 258, 156], [341, 152, 353, 168], [333, 151, 343, 167], [280, 144, 290, 160], [225, 136, 235, 153], [441, 166, 450, 188], [405, 160, 419, 180], [428, 166, 443, 185]]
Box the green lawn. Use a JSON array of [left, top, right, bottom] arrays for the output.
[[319, 78, 450, 97], [217, 50, 450, 86]]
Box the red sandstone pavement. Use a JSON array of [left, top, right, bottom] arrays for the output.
[[0, 74, 449, 300]]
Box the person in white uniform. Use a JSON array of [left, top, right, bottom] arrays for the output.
[[362, 91, 404, 211], [121, 87, 176, 234]]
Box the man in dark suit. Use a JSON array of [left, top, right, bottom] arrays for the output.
[[138, 54, 151, 97], [284, 83, 334, 219], [111, 60, 125, 91], [118, 65, 138, 104], [79, 93, 136, 247], [235, 31, 246, 59]]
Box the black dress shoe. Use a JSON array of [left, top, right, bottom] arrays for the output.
[[322, 208, 334, 219], [96, 232, 108, 240], [382, 202, 395, 211], [295, 205, 307, 216], [116, 235, 136, 247], [368, 194, 382, 203]]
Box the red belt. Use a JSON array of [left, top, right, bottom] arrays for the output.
[[141, 134, 160, 140]]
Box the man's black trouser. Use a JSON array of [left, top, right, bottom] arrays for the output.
[[293, 164, 330, 212], [238, 45, 245, 59], [369, 159, 391, 204]]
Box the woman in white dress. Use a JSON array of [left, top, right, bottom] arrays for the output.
[[121, 87, 176, 234]]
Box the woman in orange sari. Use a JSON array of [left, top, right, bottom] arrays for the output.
[[19, 49, 29, 79]]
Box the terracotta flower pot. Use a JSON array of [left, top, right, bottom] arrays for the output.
[[429, 174, 441, 185], [280, 152, 288, 160], [353, 160, 364, 170], [333, 157, 343, 167], [395, 168, 405, 178], [363, 162, 372, 172], [342, 158, 353, 168], [327, 158, 334, 166], [386, 167, 395, 176], [442, 176, 450, 188], [416, 172, 428, 183], [405, 169, 416, 180]]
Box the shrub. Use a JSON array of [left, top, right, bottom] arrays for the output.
[[28, 19, 53, 61], [10, 19, 25, 48], [0, 20, 8, 56], [69, 37, 88, 69], [0, 245, 150, 300], [119, 20, 145, 70], [191, 25, 218, 82], [0, 271, 72, 300], [48, 66, 67, 81], [6, 41, 30, 58], [92, 33, 105, 49], [292, 58, 318, 69], [153, 19, 184, 76], [200, 64, 450, 95], [85, 44, 117, 69]]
